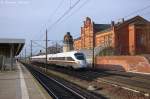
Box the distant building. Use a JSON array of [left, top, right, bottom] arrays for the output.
[[36, 44, 63, 55], [63, 32, 74, 52], [47, 44, 63, 54], [74, 16, 150, 55]]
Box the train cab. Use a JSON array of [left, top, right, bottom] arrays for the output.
[[74, 53, 87, 68]]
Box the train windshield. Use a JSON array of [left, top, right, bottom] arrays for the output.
[[74, 53, 85, 60]]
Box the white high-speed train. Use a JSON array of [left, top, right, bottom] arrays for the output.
[[30, 51, 87, 69]]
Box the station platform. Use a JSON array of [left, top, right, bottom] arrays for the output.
[[0, 62, 51, 99]]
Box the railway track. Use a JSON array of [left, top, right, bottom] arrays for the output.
[[31, 62, 150, 95], [24, 63, 103, 99]]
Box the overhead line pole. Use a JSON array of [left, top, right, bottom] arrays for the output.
[[25, 48, 26, 62], [45, 29, 48, 72], [70, 0, 72, 8], [30, 40, 33, 59]]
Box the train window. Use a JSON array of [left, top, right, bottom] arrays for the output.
[[60, 57, 65, 60], [49, 58, 52, 60], [74, 53, 85, 60], [50, 57, 66, 60], [67, 57, 74, 61], [58, 57, 65, 60]]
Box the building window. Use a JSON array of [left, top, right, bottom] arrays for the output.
[[140, 36, 144, 45], [135, 32, 145, 54], [108, 35, 112, 46], [137, 33, 144, 46]]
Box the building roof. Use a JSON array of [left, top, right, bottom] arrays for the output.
[[93, 23, 111, 33], [115, 15, 149, 28], [96, 28, 112, 35], [0, 38, 25, 44], [0, 38, 25, 56], [74, 15, 149, 42]]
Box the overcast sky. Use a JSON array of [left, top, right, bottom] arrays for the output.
[[0, 0, 150, 54]]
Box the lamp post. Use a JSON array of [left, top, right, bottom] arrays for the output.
[[25, 48, 26, 62]]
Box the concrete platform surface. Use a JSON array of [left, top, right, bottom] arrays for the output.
[[0, 62, 52, 99]]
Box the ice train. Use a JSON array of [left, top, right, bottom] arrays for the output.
[[30, 51, 87, 69]]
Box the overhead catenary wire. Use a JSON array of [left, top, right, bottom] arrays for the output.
[[142, 11, 150, 16], [28, 0, 81, 56], [58, 0, 91, 39], [70, 0, 72, 8], [124, 4, 150, 18], [32, 41, 46, 49], [61, 0, 91, 24], [47, 0, 81, 31], [31, 0, 87, 43], [47, 0, 90, 40], [33, 0, 66, 44], [46, 0, 66, 27]]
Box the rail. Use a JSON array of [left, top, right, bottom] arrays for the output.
[[23, 63, 101, 99]]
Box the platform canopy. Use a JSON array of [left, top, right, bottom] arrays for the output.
[[0, 38, 25, 57]]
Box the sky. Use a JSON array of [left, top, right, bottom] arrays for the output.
[[0, 0, 150, 55]]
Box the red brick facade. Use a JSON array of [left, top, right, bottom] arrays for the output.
[[95, 56, 150, 73], [74, 16, 150, 55]]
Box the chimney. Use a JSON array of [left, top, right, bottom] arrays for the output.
[[122, 18, 124, 23], [84, 21, 86, 26], [111, 21, 115, 26], [81, 27, 83, 32]]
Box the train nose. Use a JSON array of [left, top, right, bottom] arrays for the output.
[[79, 60, 86, 67]]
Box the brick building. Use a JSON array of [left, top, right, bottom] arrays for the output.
[[74, 16, 150, 55]]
